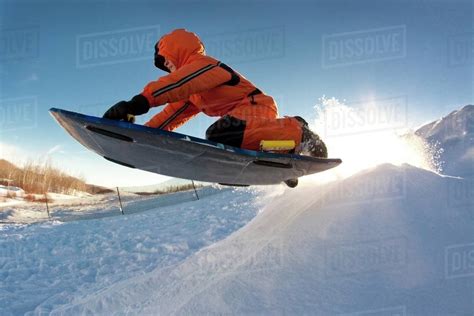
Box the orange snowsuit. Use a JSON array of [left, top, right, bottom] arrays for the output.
[[142, 29, 303, 151]]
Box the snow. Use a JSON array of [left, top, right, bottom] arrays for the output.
[[1, 164, 472, 315], [0, 199, 24, 208], [26, 163, 471, 315], [0, 186, 263, 315], [47, 192, 92, 200], [0, 105, 473, 315], [0, 185, 25, 198], [0, 189, 91, 210]]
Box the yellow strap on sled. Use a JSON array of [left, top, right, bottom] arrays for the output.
[[126, 114, 136, 123], [260, 140, 296, 151]]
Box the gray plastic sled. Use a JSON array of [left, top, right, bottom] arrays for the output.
[[50, 108, 342, 186]]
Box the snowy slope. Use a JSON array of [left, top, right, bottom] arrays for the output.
[[0, 187, 263, 315], [41, 164, 473, 315], [416, 104, 474, 177]]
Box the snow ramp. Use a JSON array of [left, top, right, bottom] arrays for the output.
[[46, 164, 473, 315]]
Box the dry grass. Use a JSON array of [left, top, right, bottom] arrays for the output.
[[24, 193, 52, 203], [0, 158, 87, 195]]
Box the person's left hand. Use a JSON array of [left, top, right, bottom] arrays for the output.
[[103, 94, 150, 121], [103, 100, 130, 121]]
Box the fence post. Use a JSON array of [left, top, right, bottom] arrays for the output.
[[191, 180, 199, 200], [45, 194, 50, 219], [116, 187, 124, 215]]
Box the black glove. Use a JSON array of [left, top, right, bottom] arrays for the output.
[[103, 94, 150, 121]]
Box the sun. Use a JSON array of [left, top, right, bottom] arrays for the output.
[[301, 97, 440, 185]]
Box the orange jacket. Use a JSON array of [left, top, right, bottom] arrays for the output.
[[142, 29, 275, 129]]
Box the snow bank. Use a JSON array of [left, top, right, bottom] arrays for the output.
[[50, 164, 473, 315], [0, 186, 236, 225], [0, 188, 92, 211], [0, 185, 25, 198]]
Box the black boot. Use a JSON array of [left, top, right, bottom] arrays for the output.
[[294, 116, 328, 158]]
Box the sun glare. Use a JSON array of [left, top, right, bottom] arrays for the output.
[[301, 97, 440, 184]]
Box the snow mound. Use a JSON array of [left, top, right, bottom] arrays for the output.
[[416, 104, 474, 177], [48, 164, 473, 315]]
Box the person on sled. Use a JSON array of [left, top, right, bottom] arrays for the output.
[[103, 28, 327, 158]]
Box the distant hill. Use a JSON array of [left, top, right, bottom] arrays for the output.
[[0, 159, 21, 176], [415, 104, 474, 177]]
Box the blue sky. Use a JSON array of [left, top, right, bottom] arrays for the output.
[[0, 0, 472, 187]]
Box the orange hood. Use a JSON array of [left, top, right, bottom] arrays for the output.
[[157, 29, 206, 69]]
